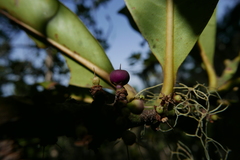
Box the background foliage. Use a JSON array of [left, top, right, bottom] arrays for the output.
[[0, 0, 240, 160]]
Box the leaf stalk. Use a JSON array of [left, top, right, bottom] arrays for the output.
[[198, 41, 217, 90], [160, 0, 175, 97]]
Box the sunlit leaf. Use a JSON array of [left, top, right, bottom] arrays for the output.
[[124, 0, 218, 77], [0, 0, 114, 89], [0, 0, 59, 32]]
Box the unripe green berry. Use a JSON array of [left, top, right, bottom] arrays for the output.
[[156, 106, 164, 114], [211, 114, 219, 121], [173, 94, 182, 103], [122, 130, 136, 145], [92, 76, 100, 85], [127, 99, 144, 115]]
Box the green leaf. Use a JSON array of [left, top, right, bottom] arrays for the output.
[[45, 4, 114, 88], [199, 10, 217, 64], [218, 55, 240, 88], [63, 56, 111, 88], [124, 0, 218, 77], [0, 0, 59, 32], [198, 10, 218, 89], [0, 0, 114, 89]]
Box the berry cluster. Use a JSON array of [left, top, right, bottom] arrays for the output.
[[110, 68, 144, 115], [89, 68, 144, 146]]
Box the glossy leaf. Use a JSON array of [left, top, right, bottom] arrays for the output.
[[0, 0, 114, 89], [124, 0, 218, 77]]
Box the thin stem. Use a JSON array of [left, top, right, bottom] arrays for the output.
[[126, 145, 130, 160], [160, 0, 174, 98], [197, 41, 217, 90]]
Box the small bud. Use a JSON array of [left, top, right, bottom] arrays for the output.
[[139, 94, 145, 99]]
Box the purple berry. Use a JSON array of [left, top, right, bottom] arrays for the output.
[[110, 69, 130, 88]]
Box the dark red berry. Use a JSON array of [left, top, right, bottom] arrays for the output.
[[122, 130, 136, 145], [110, 69, 130, 88]]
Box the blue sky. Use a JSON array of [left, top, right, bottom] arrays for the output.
[[61, 0, 149, 90], [86, 0, 238, 90], [94, 0, 149, 90]]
